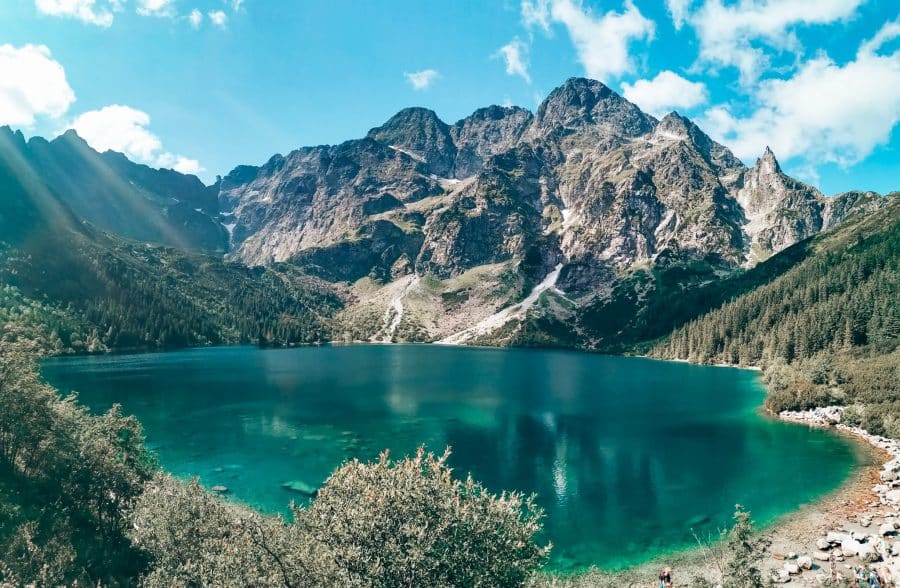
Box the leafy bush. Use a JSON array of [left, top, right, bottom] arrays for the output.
[[303, 448, 549, 587], [130, 449, 549, 587]]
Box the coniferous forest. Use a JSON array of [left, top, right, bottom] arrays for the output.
[[653, 198, 900, 436]]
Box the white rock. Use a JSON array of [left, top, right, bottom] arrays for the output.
[[880, 523, 896, 536], [857, 543, 880, 562], [842, 539, 862, 557], [886, 489, 900, 504], [828, 531, 849, 544], [891, 541, 900, 556], [784, 563, 800, 575], [772, 569, 790, 584], [816, 538, 831, 550], [813, 550, 831, 561], [797, 556, 813, 570]]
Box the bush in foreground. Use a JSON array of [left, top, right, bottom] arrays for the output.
[[130, 448, 549, 587]]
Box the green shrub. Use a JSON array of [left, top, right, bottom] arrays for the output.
[[302, 448, 550, 587], [130, 449, 549, 587]]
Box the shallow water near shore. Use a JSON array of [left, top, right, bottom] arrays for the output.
[[42, 345, 858, 571]]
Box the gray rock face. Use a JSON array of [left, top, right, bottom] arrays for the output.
[[367, 107, 457, 178], [734, 148, 887, 263], [450, 105, 533, 178], [219, 138, 442, 266], [524, 77, 655, 149], [216, 77, 890, 302]]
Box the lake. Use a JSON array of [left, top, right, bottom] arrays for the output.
[[42, 345, 858, 570]]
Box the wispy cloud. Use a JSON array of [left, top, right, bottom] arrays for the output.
[[208, 9, 227, 28], [188, 8, 202, 28], [522, 0, 655, 83], [404, 69, 439, 90], [136, 0, 175, 18], [34, 0, 116, 27], [701, 18, 900, 169], [496, 37, 531, 83], [686, 0, 866, 85]]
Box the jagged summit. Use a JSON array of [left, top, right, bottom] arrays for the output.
[[367, 107, 456, 176], [527, 77, 655, 142], [758, 146, 781, 173]]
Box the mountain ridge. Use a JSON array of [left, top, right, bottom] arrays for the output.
[[0, 77, 893, 349]]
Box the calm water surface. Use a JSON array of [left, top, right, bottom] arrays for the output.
[[42, 345, 857, 570]]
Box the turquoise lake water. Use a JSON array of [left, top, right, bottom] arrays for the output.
[[41, 345, 858, 570]]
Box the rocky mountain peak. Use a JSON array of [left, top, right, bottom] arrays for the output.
[[367, 107, 456, 176], [0, 126, 28, 153], [527, 77, 655, 144], [758, 146, 781, 174], [653, 111, 745, 177], [450, 105, 533, 177]]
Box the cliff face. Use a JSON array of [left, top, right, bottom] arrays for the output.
[[213, 77, 889, 343]]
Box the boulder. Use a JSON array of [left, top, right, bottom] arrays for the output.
[[797, 556, 813, 570], [857, 543, 880, 563], [210, 485, 229, 494], [771, 569, 790, 584], [891, 541, 900, 556], [816, 538, 832, 550], [281, 480, 318, 496], [880, 523, 896, 536], [841, 539, 862, 557], [886, 489, 900, 504], [813, 551, 831, 562], [827, 531, 849, 544], [784, 563, 800, 575]]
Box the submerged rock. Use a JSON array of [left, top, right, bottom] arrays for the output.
[[211, 485, 229, 494], [281, 480, 318, 496]]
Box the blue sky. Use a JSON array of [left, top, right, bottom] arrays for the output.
[[0, 0, 897, 195]]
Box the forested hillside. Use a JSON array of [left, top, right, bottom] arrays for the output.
[[0, 229, 342, 352], [652, 198, 900, 436]]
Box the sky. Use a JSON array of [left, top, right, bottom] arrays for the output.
[[0, 0, 897, 195]]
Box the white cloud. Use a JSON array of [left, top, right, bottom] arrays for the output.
[[701, 20, 900, 170], [68, 105, 204, 174], [521, 0, 551, 31], [230, 0, 245, 10], [497, 38, 531, 83], [404, 69, 439, 91], [621, 70, 708, 117], [524, 0, 655, 83], [688, 0, 866, 85], [0, 44, 76, 127], [665, 0, 692, 30], [136, 0, 175, 17], [188, 8, 202, 28], [34, 0, 115, 27], [208, 9, 227, 28]]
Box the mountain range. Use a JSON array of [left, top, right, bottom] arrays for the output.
[[0, 77, 893, 351]]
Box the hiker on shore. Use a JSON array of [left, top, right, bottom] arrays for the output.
[[658, 566, 672, 588], [869, 566, 883, 588]]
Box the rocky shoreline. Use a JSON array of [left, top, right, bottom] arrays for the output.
[[764, 407, 900, 585]]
